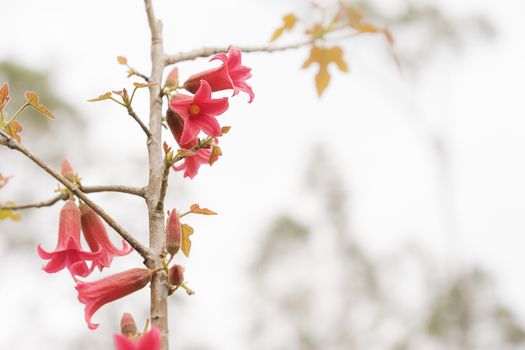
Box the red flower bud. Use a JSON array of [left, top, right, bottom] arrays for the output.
[[166, 210, 181, 256], [60, 160, 77, 183], [168, 264, 185, 286], [80, 202, 132, 271], [76, 268, 151, 330], [120, 312, 137, 337]]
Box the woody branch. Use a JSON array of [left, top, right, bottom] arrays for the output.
[[0, 129, 150, 258]]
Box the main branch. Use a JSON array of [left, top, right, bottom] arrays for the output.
[[165, 40, 313, 65], [0, 130, 150, 258], [144, 0, 170, 349]]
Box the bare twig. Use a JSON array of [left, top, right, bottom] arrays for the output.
[[154, 160, 170, 213], [165, 40, 313, 65], [81, 185, 146, 198], [126, 105, 152, 138], [129, 68, 151, 82], [0, 193, 68, 211], [0, 130, 150, 258], [144, 0, 170, 348]]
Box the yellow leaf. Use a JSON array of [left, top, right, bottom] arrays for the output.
[[181, 223, 194, 257], [6, 120, 23, 143], [0, 202, 21, 221], [87, 92, 112, 102], [117, 56, 128, 65], [302, 46, 348, 97], [25, 91, 54, 119], [133, 82, 158, 89], [357, 22, 381, 33], [190, 204, 217, 216], [270, 13, 297, 42], [0, 82, 10, 112]]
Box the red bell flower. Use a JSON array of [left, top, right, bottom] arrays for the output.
[[37, 200, 101, 277], [169, 80, 228, 145], [183, 46, 254, 103], [76, 268, 151, 330], [114, 326, 161, 350], [79, 202, 133, 272]]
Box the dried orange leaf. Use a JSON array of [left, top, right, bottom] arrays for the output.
[[87, 92, 112, 102], [6, 120, 23, 143], [302, 46, 348, 96], [271, 13, 297, 42], [117, 56, 128, 65], [0, 82, 10, 112], [133, 82, 158, 89], [190, 204, 217, 216], [181, 223, 194, 257], [25, 91, 54, 118], [209, 146, 222, 166]]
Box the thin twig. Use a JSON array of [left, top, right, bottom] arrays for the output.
[[81, 185, 146, 198], [154, 160, 170, 213], [127, 105, 152, 138], [0, 193, 68, 211], [0, 130, 150, 259], [164, 40, 313, 65], [129, 68, 151, 82]]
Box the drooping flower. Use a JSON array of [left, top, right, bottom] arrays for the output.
[[76, 268, 151, 330], [169, 80, 229, 145], [37, 200, 101, 277], [173, 147, 213, 179], [79, 202, 133, 272], [114, 326, 161, 350], [183, 46, 254, 103]]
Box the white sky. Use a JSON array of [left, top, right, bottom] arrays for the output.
[[1, 0, 525, 349]]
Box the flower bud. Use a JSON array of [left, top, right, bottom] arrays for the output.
[[169, 264, 185, 286], [60, 160, 77, 183], [165, 67, 179, 88], [166, 210, 181, 256], [120, 312, 137, 337]]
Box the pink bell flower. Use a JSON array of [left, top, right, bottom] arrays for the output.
[[76, 268, 151, 330], [79, 202, 133, 272], [183, 46, 254, 103], [173, 147, 213, 179], [169, 80, 229, 145], [37, 200, 101, 277], [114, 326, 161, 350]]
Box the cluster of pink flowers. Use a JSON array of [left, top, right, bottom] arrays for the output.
[[168, 46, 254, 178]]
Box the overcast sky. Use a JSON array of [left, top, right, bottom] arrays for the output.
[[1, 0, 525, 349]]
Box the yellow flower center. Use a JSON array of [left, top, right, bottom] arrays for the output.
[[189, 104, 200, 116]]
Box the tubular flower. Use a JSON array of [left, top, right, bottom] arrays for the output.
[[114, 326, 161, 350], [183, 46, 254, 103], [79, 202, 133, 272], [169, 80, 229, 145], [173, 147, 213, 179], [37, 200, 101, 277], [76, 268, 151, 330]]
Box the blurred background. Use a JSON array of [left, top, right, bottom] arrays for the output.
[[1, 0, 524, 349]]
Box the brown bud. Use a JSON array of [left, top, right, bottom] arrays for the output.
[[120, 312, 137, 337], [165, 67, 179, 88], [166, 108, 185, 147], [166, 209, 181, 256], [169, 264, 185, 286], [60, 160, 76, 183]]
